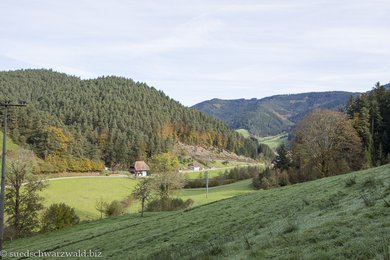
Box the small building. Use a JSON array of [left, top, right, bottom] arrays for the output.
[[130, 161, 150, 177], [188, 162, 201, 171]]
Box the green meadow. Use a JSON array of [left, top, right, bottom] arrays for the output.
[[236, 130, 288, 150], [41, 177, 139, 220], [235, 128, 251, 138], [182, 168, 234, 179], [258, 132, 288, 150], [41, 176, 256, 220], [8, 164, 390, 259]]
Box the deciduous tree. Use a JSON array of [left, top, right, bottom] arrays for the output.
[[132, 179, 153, 217], [292, 109, 362, 180], [5, 150, 45, 239], [148, 153, 185, 200]]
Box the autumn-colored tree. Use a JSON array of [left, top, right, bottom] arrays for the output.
[[292, 109, 363, 180], [148, 153, 185, 200]]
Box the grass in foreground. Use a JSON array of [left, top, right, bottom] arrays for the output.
[[8, 164, 390, 259]]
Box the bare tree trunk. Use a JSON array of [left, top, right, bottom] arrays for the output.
[[141, 197, 145, 217]]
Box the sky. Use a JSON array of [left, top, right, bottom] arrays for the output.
[[1, 0, 389, 106]]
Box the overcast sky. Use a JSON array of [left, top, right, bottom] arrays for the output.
[[1, 0, 389, 106]]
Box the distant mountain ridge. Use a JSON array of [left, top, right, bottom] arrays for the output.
[[193, 91, 361, 136]]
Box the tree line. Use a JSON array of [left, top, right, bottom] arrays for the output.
[[346, 83, 390, 167]]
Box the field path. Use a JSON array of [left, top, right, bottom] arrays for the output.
[[44, 175, 129, 181]]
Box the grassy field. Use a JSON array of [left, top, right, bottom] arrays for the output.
[[177, 179, 254, 206], [258, 132, 288, 150], [41, 177, 139, 220], [7, 164, 390, 259], [40, 176, 256, 220], [236, 129, 289, 151], [181, 164, 260, 180], [236, 128, 251, 138], [182, 168, 226, 179]]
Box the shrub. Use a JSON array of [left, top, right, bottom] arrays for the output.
[[277, 171, 290, 186], [345, 176, 357, 187], [260, 177, 271, 189], [360, 192, 376, 207], [361, 176, 383, 189], [283, 219, 299, 234], [41, 203, 80, 232], [104, 200, 125, 217], [252, 167, 280, 190], [146, 198, 193, 212], [184, 198, 194, 208], [363, 176, 376, 188]]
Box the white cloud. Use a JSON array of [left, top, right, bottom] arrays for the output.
[[0, 0, 389, 105]]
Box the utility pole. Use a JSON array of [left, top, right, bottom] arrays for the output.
[[205, 171, 209, 198], [0, 100, 26, 258]]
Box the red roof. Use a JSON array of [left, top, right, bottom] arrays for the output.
[[131, 161, 150, 171]]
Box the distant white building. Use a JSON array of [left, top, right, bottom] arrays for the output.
[[188, 162, 201, 171]]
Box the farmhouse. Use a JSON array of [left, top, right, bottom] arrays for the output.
[[188, 162, 201, 171], [130, 161, 150, 177]]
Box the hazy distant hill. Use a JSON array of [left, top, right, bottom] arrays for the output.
[[193, 91, 359, 136]]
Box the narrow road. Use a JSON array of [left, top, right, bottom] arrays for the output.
[[44, 175, 129, 181]]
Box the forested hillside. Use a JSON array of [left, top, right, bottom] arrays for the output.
[[193, 91, 359, 136], [0, 69, 258, 171]]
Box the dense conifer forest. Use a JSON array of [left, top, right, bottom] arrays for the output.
[[0, 69, 259, 171], [347, 83, 390, 166]]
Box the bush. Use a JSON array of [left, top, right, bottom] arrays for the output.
[[252, 167, 281, 190], [345, 176, 357, 187], [360, 192, 376, 207], [277, 171, 290, 186], [283, 219, 299, 234], [104, 200, 125, 217], [146, 198, 193, 212], [41, 203, 80, 232], [260, 177, 271, 189], [362, 176, 380, 189]]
